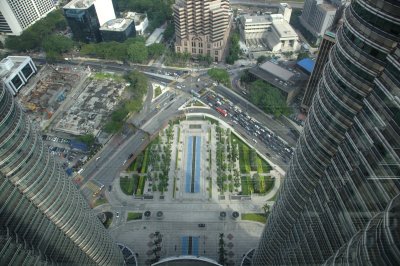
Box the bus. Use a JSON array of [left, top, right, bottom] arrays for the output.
[[216, 107, 228, 117]]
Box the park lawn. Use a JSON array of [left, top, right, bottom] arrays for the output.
[[135, 174, 146, 196], [232, 134, 251, 173], [173, 176, 177, 198], [208, 178, 212, 198], [241, 176, 251, 195], [93, 197, 108, 207], [92, 72, 124, 82], [175, 148, 179, 170], [241, 213, 267, 224], [127, 212, 143, 221], [141, 148, 150, 173], [241, 143, 251, 173], [256, 156, 264, 174], [264, 176, 275, 193], [120, 176, 134, 195], [261, 156, 271, 173], [259, 175, 266, 194]]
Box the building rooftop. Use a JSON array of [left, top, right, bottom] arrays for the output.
[[100, 18, 133, 31], [0, 56, 31, 80], [242, 14, 272, 24], [64, 0, 95, 9], [259, 61, 294, 81], [297, 58, 315, 74], [318, 3, 337, 12], [272, 17, 297, 38]]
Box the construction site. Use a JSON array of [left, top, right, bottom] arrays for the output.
[[19, 64, 86, 128]]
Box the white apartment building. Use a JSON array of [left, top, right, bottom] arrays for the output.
[[0, 0, 55, 35], [239, 13, 299, 53], [0, 56, 37, 96]]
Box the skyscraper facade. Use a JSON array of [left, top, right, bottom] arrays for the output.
[[0, 0, 55, 35], [253, 0, 400, 265], [173, 0, 231, 62], [0, 85, 124, 264], [300, 0, 347, 39], [301, 31, 336, 111]]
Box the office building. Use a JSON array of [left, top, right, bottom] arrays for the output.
[[173, 0, 231, 62], [0, 85, 124, 264], [124, 12, 148, 36], [0, 0, 55, 35], [0, 56, 37, 96], [278, 3, 292, 23], [100, 18, 135, 42], [63, 0, 116, 42], [300, 0, 346, 39], [253, 0, 400, 265], [301, 31, 335, 111]]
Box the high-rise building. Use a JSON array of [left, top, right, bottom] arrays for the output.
[[300, 0, 346, 39], [173, 0, 231, 62], [0, 85, 124, 264], [63, 0, 116, 42], [301, 31, 336, 111], [0, 0, 55, 35], [253, 0, 400, 265]]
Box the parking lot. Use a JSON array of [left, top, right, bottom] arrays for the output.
[[201, 91, 294, 164]]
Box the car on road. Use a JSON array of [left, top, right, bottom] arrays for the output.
[[128, 153, 134, 159], [116, 212, 119, 218]]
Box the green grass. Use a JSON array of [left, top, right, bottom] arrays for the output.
[[241, 176, 251, 195], [177, 127, 181, 143], [209, 178, 212, 198], [141, 148, 149, 174], [92, 72, 124, 82], [127, 212, 143, 221], [264, 176, 275, 194], [256, 156, 264, 174], [136, 175, 146, 196], [175, 148, 179, 170], [241, 213, 267, 224], [93, 197, 108, 207], [173, 176, 177, 198], [154, 86, 162, 98], [120, 177, 134, 195]]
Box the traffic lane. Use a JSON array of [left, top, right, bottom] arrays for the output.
[[213, 85, 297, 146], [200, 93, 293, 164], [82, 130, 148, 185], [189, 105, 289, 170]]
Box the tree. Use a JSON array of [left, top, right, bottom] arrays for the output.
[[42, 35, 73, 54], [77, 134, 96, 146], [207, 68, 231, 88], [257, 55, 271, 64], [163, 23, 175, 41], [148, 43, 165, 58], [248, 80, 290, 117], [127, 41, 148, 63], [226, 32, 241, 65]]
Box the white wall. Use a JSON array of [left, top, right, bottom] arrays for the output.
[[94, 0, 115, 26], [0, 1, 23, 35]]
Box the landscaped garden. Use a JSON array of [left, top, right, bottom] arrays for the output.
[[120, 123, 174, 197], [241, 213, 268, 224], [127, 212, 143, 221]]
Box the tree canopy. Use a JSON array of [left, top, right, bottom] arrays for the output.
[[116, 0, 174, 32], [226, 32, 241, 65], [5, 10, 67, 52], [207, 68, 231, 88], [248, 80, 290, 117], [104, 71, 148, 133]]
